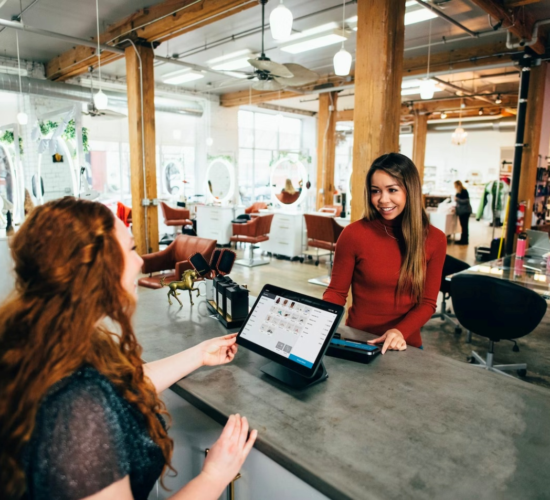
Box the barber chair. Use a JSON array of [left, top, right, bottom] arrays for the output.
[[451, 274, 547, 378], [116, 202, 132, 227], [231, 202, 269, 225], [138, 235, 217, 289], [320, 205, 343, 217], [231, 214, 274, 267], [160, 201, 194, 244], [431, 255, 470, 333], [303, 214, 344, 287]]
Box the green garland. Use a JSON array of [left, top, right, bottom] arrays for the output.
[[0, 130, 24, 155], [207, 154, 234, 164], [38, 119, 89, 152], [269, 151, 312, 167]]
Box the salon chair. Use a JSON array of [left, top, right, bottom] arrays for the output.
[[431, 255, 470, 333], [160, 201, 194, 243], [116, 202, 132, 227], [231, 214, 274, 267], [138, 235, 217, 289], [231, 202, 269, 224], [303, 214, 344, 287], [450, 274, 547, 378], [320, 205, 343, 217]]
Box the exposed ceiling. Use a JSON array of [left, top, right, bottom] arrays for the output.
[[0, 0, 549, 109]]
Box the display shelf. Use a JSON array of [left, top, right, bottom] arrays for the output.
[[533, 157, 550, 227]]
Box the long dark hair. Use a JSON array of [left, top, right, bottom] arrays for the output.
[[363, 153, 429, 303], [0, 198, 173, 499]]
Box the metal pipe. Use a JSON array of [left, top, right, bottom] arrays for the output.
[[415, 0, 478, 37], [506, 18, 550, 49], [0, 0, 41, 34], [505, 55, 532, 256]]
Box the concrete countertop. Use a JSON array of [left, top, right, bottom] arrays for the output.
[[134, 287, 550, 500]]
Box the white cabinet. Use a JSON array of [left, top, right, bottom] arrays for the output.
[[150, 389, 329, 500], [262, 212, 305, 259], [197, 205, 243, 245]]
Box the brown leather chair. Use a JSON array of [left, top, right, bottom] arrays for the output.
[[320, 205, 343, 217], [276, 191, 300, 204], [138, 235, 217, 289], [230, 214, 274, 267], [303, 214, 344, 286], [245, 202, 268, 214], [160, 201, 194, 239]]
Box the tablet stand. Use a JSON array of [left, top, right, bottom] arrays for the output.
[[260, 361, 328, 389]]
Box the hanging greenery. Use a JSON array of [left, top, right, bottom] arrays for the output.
[[0, 130, 24, 155], [207, 154, 234, 164], [38, 119, 89, 152], [269, 151, 312, 167]]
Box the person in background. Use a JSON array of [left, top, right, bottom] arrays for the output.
[[454, 180, 472, 245], [282, 178, 296, 195], [0, 198, 256, 500], [323, 153, 446, 353]]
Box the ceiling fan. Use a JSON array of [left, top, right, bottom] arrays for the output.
[[245, 0, 319, 91], [82, 68, 127, 120]]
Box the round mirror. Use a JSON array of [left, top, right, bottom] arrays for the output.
[[0, 143, 19, 222], [163, 160, 184, 198], [271, 157, 306, 207], [37, 138, 77, 203], [206, 158, 234, 203]]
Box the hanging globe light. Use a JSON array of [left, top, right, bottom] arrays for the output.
[[17, 112, 28, 125], [205, 137, 214, 147], [269, 0, 293, 40], [333, 46, 352, 76], [451, 126, 468, 146], [94, 89, 109, 110], [420, 79, 436, 100]]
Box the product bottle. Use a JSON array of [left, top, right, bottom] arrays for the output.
[[516, 232, 527, 259]]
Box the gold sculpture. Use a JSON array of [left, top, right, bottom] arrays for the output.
[[160, 269, 201, 306]]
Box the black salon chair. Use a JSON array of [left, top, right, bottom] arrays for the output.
[[450, 274, 547, 378], [431, 255, 470, 333]]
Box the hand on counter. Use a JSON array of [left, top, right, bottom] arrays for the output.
[[199, 333, 238, 367], [202, 414, 257, 491], [367, 329, 407, 354]]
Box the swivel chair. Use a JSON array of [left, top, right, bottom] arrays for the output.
[[303, 214, 344, 287], [160, 201, 194, 244], [431, 255, 470, 333], [450, 274, 547, 378], [231, 214, 274, 267]]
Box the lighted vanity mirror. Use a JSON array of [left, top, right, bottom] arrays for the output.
[[271, 157, 306, 207], [163, 160, 184, 198], [37, 138, 78, 204], [206, 157, 234, 203], [0, 143, 23, 223]]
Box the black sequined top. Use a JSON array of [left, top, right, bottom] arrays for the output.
[[23, 366, 165, 500]]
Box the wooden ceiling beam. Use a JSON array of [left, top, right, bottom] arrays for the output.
[[221, 41, 519, 107], [469, 0, 546, 54], [46, 0, 256, 81]]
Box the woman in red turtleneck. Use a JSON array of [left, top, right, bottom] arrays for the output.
[[323, 153, 446, 353]]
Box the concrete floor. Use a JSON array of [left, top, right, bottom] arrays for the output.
[[228, 219, 550, 390]]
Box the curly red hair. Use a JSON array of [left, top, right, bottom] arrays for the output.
[[0, 198, 173, 499]]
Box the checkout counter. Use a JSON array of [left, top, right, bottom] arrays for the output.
[[135, 288, 550, 500]]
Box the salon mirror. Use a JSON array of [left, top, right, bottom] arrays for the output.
[[206, 158, 234, 203], [163, 160, 184, 198], [0, 143, 20, 223], [271, 157, 306, 207], [37, 138, 77, 203]]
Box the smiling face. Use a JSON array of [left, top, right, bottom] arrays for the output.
[[114, 218, 144, 300], [369, 170, 407, 220]]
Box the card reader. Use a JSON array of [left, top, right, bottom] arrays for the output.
[[325, 334, 381, 364]]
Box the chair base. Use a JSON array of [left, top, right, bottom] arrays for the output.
[[431, 296, 462, 333], [468, 349, 527, 379], [308, 275, 331, 287], [235, 258, 270, 268]]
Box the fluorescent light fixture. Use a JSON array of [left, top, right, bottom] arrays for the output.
[[164, 71, 204, 85], [401, 78, 424, 89], [405, 0, 417, 6], [0, 65, 28, 76], [280, 29, 347, 54], [282, 22, 338, 43], [400, 79, 442, 96], [207, 49, 251, 65], [222, 71, 248, 79], [405, 8, 438, 25], [210, 57, 251, 71]]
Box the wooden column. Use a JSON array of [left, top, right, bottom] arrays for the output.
[[316, 91, 338, 210], [125, 44, 159, 255], [412, 113, 429, 184], [350, 0, 406, 221], [518, 61, 550, 230]]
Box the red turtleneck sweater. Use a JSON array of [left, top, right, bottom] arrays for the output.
[[323, 216, 447, 348]]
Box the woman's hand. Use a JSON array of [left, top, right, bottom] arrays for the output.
[[198, 333, 238, 367], [202, 414, 257, 489], [367, 329, 407, 354]]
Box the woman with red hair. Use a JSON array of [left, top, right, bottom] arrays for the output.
[[0, 197, 256, 500]]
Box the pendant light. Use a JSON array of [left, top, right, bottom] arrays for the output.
[[269, 0, 293, 40], [94, 0, 109, 110], [15, 32, 28, 125], [452, 100, 468, 146], [333, 0, 352, 76], [420, 19, 435, 100]]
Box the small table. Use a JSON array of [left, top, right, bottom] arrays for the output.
[[447, 250, 550, 300]]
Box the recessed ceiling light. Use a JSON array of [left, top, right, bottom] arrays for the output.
[[206, 49, 251, 65], [405, 8, 438, 25], [210, 57, 252, 71], [164, 72, 204, 85], [280, 29, 347, 54]]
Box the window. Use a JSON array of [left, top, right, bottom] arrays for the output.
[[238, 110, 302, 204]]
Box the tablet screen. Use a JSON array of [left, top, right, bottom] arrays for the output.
[[239, 288, 340, 369]]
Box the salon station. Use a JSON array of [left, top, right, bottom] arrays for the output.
[[2, 0, 550, 499]]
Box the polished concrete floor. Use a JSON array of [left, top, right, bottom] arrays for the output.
[[228, 219, 550, 390]]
